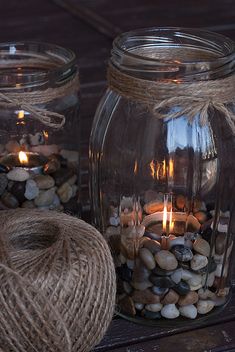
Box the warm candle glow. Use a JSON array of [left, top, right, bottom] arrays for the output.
[[169, 158, 174, 179], [169, 206, 174, 233], [43, 130, 49, 139], [162, 195, 168, 233], [19, 151, 28, 165], [162, 204, 168, 233]]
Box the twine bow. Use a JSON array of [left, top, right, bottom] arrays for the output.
[[108, 63, 235, 134], [0, 74, 79, 130]]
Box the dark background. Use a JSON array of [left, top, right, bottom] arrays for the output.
[[1, 1, 235, 351]]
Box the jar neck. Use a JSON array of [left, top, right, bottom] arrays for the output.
[[110, 28, 235, 82], [0, 42, 77, 91]]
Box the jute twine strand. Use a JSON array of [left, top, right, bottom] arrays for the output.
[[0, 62, 79, 129], [108, 63, 235, 134], [0, 209, 116, 352]]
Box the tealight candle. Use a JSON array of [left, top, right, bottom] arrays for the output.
[[1, 151, 47, 175]]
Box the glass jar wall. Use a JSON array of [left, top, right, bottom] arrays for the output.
[[90, 28, 235, 323], [0, 42, 80, 215]]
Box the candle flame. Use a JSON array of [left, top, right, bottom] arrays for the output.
[[19, 151, 28, 164], [134, 160, 138, 175], [43, 130, 49, 139], [169, 206, 174, 233], [18, 110, 25, 119], [162, 195, 168, 233]]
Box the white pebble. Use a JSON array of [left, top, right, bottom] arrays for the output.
[[171, 269, 183, 284], [7, 168, 30, 182], [202, 272, 215, 287], [24, 179, 39, 200], [145, 303, 163, 312], [161, 304, 180, 319], [34, 188, 56, 207], [191, 254, 208, 271], [109, 216, 120, 226], [198, 288, 215, 300], [179, 304, 197, 319], [181, 269, 193, 281], [135, 303, 144, 310], [188, 272, 202, 287], [197, 300, 215, 314]]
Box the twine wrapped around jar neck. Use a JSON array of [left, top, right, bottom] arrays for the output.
[[107, 63, 235, 134], [0, 73, 79, 130]]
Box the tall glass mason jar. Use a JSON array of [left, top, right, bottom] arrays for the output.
[[90, 28, 235, 323], [0, 42, 80, 215]]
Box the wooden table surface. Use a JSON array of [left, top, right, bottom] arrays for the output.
[[1, 1, 235, 351]]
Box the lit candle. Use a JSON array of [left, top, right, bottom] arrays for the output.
[[1, 151, 47, 175]]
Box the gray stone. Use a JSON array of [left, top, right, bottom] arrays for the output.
[[171, 269, 183, 284], [34, 187, 56, 207], [1, 192, 19, 208], [7, 168, 30, 182], [174, 281, 190, 295], [171, 245, 193, 262], [139, 247, 156, 270], [149, 275, 175, 288], [34, 175, 55, 190], [57, 182, 73, 203], [24, 179, 39, 200]]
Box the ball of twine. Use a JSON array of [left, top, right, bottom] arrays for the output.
[[0, 209, 116, 352]]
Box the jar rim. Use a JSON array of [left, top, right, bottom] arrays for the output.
[[0, 41, 77, 88], [113, 27, 235, 63], [111, 27, 235, 80]]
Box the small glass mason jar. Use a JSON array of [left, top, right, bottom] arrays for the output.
[[0, 42, 80, 215], [90, 28, 235, 323]]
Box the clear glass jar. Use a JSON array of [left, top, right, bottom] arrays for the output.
[[0, 42, 80, 215], [90, 28, 235, 323]]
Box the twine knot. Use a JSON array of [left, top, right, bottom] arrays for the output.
[[108, 63, 235, 134], [0, 74, 79, 130]]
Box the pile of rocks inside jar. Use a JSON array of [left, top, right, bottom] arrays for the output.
[[0, 133, 80, 215], [107, 193, 232, 320]]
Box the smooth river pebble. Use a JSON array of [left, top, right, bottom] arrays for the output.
[[155, 250, 178, 271], [161, 304, 180, 319], [7, 168, 30, 182], [191, 254, 208, 271], [24, 179, 39, 200], [139, 247, 156, 270], [179, 304, 197, 319]]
